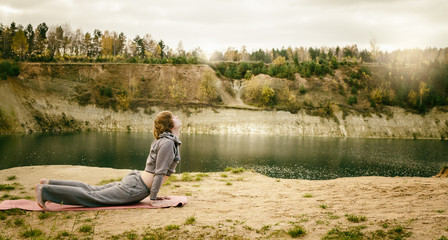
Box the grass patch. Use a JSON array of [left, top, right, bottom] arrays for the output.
[[6, 176, 16, 181], [322, 226, 366, 240], [387, 225, 412, 239], [303, 193, 313, 198], [288, 225, 306, 238], [226, 182, 232, 186], [435, 209, 446, 213], [13, 218, 25, 227], [224, 167, 245, 174], [21, 229, 43, 238], [38, 211, 54, 220], [319, 203, 328, 209], [78, 224, 93, 233], [56, 230, 70, 238], [0, 184, 15, 191], [345, 214, 367, 223], [124, 230, 138, 240], [326, 212, 340, 220], [173, 172, 205, 182], [185, 216, 196, 225], [256, 225, 271, 234], [165, 224, 180, 231], [220, 174, 228, 178]]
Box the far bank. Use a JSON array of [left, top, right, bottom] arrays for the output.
[[0, 63, 447, 139]]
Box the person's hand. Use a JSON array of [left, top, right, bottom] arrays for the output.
[[156, 196, 171, 200], [149, 200, 165, 207]]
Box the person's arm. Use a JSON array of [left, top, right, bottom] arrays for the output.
[[150, 141, 175, 200]]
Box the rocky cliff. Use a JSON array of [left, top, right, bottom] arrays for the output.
[[1, 63, 447, 139]]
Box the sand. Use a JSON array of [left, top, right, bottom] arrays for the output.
[[1, 165, 447, 239]]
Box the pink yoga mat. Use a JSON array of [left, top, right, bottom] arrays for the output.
[[0, 196, 187, 211]]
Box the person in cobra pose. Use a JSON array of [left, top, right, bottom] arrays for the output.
[[35, 111, 182, 209]]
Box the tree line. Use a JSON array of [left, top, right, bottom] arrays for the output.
[[1, 21, 447, 66], [0, 22, 203, 64]]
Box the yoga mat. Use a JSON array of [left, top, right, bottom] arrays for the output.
[[0, 196, 187, 211]]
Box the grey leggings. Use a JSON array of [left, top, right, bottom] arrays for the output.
[[41, 170, 150, 207]]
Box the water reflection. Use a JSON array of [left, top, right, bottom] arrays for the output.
[[0, 133, 446, 180]]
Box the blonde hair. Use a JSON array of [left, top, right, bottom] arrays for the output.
[[153, 111, 174, 139]]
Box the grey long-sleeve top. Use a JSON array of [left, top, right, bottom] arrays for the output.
[[144, 132, 181, 200]]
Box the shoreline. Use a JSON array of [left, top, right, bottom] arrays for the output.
[[1, 165, 448, 239]]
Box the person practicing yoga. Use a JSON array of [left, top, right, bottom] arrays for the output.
[[35, 111, 182, 210]]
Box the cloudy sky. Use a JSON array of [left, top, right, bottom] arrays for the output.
[[1, 0, 447, 54]]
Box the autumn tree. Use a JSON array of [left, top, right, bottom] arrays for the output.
[[83, 32, 93, 57], [224, 47, 240, 62], [418, 81, 430, 106], [197, 70, 219, 102], [273, 56, 286, 66], [101, 30, 114, 56], [11, 28, 28, 59]]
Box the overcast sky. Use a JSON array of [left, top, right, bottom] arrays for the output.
[[1, 0, 447, 54]]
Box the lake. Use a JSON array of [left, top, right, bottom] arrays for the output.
[[0, 133, 447, 180]]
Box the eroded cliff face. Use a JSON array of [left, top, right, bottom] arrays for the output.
[[1, 63, 447, 139]]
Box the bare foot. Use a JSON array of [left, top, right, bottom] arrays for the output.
[[40, 179, 49, 184], [34, 184, 48, 210]]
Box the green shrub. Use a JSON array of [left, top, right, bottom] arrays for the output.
[[185, 216, 196, 225], [346, 214, 367, 223], [165, 225, 180, 231], [21, 229, 43, 238], [78, 224, 93, 233], [322, 226, 366, 240], [288, 225, 306, 238], [347, 96, 358, 105]]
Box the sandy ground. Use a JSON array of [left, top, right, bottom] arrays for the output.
[[1, 165, 448, 239]]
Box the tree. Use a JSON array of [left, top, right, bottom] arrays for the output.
[[101, 30, 114, 56], [418, 81, 430, 106], [92, 29, 102, 57], [11, 29, 28, 59], [83, 32, 93, 57], [35, 23, 48, 55], [370, 37, 380, 62], [158, 40, 165, 59], [25, 24, 34, 56], [133, 35, 145, 58], [176, 41, 185, 57], [224, 47, 240, 62], [197, 70, 218, 101], [408, 90, 417, 106], [240, 45, 250, 61], [273, 56, 286, 66], [55, 26, 64, 56], [46, 27, 58, 59], [71, 28, 83, 56], [261, 85, 275, 106], [209, 51, 224, 62]]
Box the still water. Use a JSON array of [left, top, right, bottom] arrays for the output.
[[0, 133, 447, 180]]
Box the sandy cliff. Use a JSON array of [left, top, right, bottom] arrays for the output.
[[0, 63, 447, 139]]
